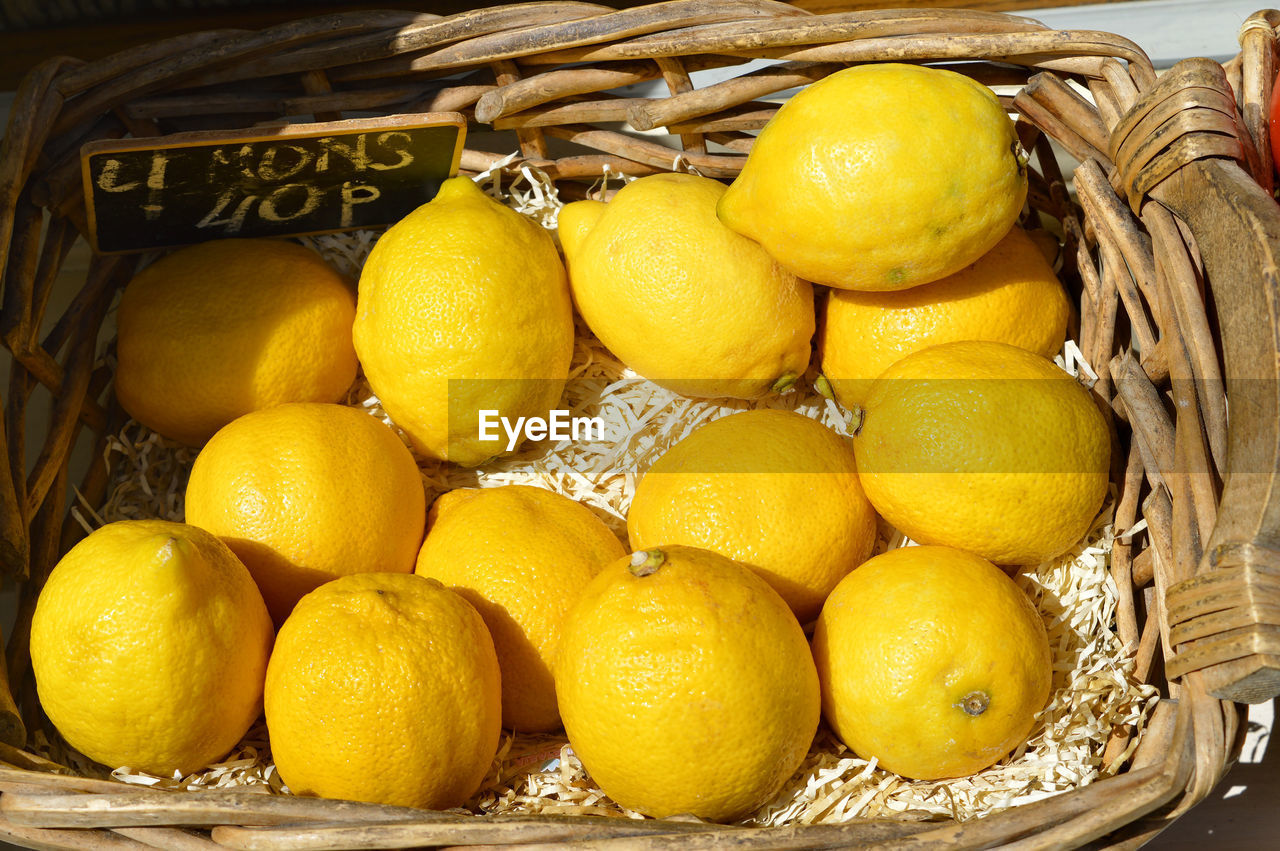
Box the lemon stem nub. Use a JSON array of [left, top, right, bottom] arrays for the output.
[[1013, 140, 1031, 173], [851, 405, 866, 437], [959, 690, 990, 717], [157, 536, 181, 562], [771, 373, 798, 395], [629, 549, 665, 577], [814, 374, 835, 401]]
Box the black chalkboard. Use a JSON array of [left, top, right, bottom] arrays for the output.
[[81, 112, 467, 254]]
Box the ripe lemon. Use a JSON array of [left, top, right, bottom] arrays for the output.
[[415, 485, 625, 733], [555, 545, 820, 822], [558, 173, 814, 399], [718, 63, 1027, 291], [354, 176, 574, 466], [264, 572, 502, 809], [30, 520, 273, 776], [853, 341, 1109, 566], [185, 402, 426, 624], [627, 410, 877, 623], [820, 226, 1070, 406], [115, 238, 357, 446], [812, 545, 1052, 779]]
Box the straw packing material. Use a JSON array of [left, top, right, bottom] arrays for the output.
[[70, 162, 1155, 825]]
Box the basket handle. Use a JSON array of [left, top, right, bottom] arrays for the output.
[[1114, 57, 1280, 703]]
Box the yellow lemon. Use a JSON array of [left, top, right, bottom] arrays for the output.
[[820, 226, 1071, 406], [555, 545, 820, 822], [627, 409, 877, 623], [30, 520, 273, 776], [812, 545, 1052, 779], [115, 238, 357, 446], [853, 341, 1109, 566], [718, 63, 1027, 291], [264, 572, 502, 809], [559, 173, 814, 399], [415, 485, 625, 733], [185, 403, 426, 625], [354, 176, 574, 466]]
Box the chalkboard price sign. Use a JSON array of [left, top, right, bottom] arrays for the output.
[[81, 112, 467, 254]]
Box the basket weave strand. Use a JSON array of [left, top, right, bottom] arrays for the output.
[[2, 3, 1280, 848]]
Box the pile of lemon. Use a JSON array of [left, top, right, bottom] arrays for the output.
[[30, 64, 1110, 821]]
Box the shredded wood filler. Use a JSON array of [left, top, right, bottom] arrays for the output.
[[57, 161, 1157, 825]]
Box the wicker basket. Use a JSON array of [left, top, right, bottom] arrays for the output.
[[2, 2, 1279, 848]]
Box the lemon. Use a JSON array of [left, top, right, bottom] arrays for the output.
[[627, 409, 877, 623], [264, 572, 502, 809], [718, 63, 1027, 291], [354, 176, 574, 466], [415, 485, 625, 733], [115, 238, 357, 446], [812, 545, 1052, 779], [555, 545, 820, 822], [853, 340, 1109, 566], [558, 173, 814, 399], [30, 520, 273, 776], [185, 403, 426, 625], [820, 226, 1070, 406]]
